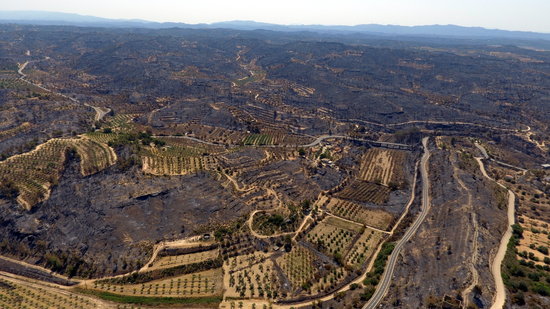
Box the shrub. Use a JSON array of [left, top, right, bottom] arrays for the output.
[[511, 224, 523, 238], [350, 283, 361, 290], [532, 282, 550, 296], [536, 246, 549, 255], [512, 292, 526, 305]]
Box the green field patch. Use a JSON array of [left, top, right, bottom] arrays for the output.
[[243, 134, 272, 146]]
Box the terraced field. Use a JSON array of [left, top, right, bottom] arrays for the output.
[[0, 275, 99, 309], [149, 249, 220, 270], [103, 114, 138, 131], [359, 148, 407, 187], [243, 134, 273, 146], [306, 216, 363, 259], [89, 269, 223, 297], [140, 146, 218, 176], [0, 122, 33, 142], [334, 181, 391, 204], [84, 132, 119, 144], [326, 197, 394, 230], [0, 137, 116, 209]]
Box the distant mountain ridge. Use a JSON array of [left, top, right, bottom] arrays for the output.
[[0, 10, 549, 41]]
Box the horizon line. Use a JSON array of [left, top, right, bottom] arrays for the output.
[[1, 10, 549, 35]]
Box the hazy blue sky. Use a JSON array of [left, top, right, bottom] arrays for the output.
[[2, 0, 550, 32]]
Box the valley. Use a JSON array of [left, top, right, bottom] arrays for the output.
[[0, 23, 549, 309]]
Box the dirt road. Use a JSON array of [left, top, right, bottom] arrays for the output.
[[475, 156, 515, 309], [17, 58, 110, 122]]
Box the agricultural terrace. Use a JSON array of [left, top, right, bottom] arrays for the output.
[[0, 138, 116, 209], [516, 215, 550, 266], [88, 269, 222, 298], [263, 131, 313, 146], [326, 197, 394, 230], [225, 253, 279, 299], [359, 148, 407, 188], [0, 77, 50, 96], [156, 137, 226, 154], [73, 138, 118, 175], [140, 146, 218, 176], [276, 246, 317, 291], [0, 276, 98, 309], [243, 134, 272, 146], [344, 228, 385, 268], [334, 181, 391, 205], [84, 132, 119, 145], [306, 216, 363, 261], [171, 124, 246, 145], [149, 249, 220, 271], [86, 130, 226, 176], [0, 122, 33, 142], [101, 114, 138, 132]]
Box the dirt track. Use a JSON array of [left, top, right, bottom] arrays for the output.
[[476, 156, 515, 309]]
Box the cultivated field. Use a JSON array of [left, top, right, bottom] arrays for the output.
[[0, 275, 99, 309], [326, 197, 394, 230], [516, 215, 550, 266], [306, 216, 363, 259], [224, 253, 279, 299], [0, 122, 33, 142], [243, 134, 273, 146], [103, 113, 138, 131], [276, 246, 316, 291], [334, 181, 391, 204], [359, 148, 407, 187], [0, 137, 116, 209], [344, 228, 385, 268], [140, 145, 218, 176], [149, 249, 220, 270], [89, 269, 223, 297], [311, 267, 350, 295]]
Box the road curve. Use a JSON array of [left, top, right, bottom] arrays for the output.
[[362, 136, 432, 309], [475, 156, 515, 309], [17, 58, 109, 122], [343, 119, 530, 133], [152, 134, 221, 146], [298, 135, 411, 149]]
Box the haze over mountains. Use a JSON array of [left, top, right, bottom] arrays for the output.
[[1, 5, 550, 308], [1, 10, 550, 41]]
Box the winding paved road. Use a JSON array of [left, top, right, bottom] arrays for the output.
[[363, 136, 431, 309], [475, 142, 527, 172]]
